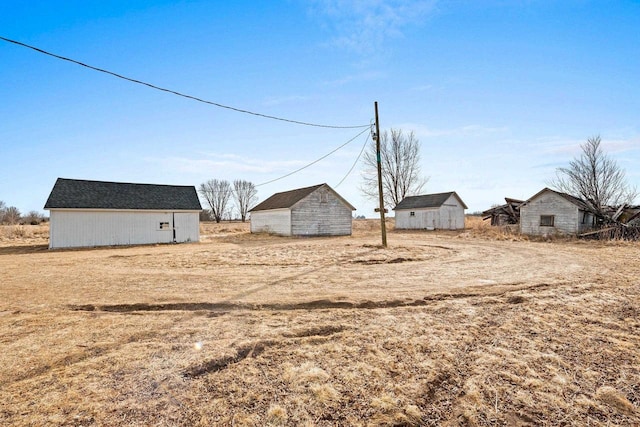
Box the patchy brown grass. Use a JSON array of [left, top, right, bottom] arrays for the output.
[[0, 223, 49, 243], [0, 220, 639, 426], [463, 215, 528, 241]]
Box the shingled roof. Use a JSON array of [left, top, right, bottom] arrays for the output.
[[394, 192, 468, 210], [44, 178, 202, 211], [250, 183, 355, 212]]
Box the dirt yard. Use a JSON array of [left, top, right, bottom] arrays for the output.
[[0, 219, 638, 426]]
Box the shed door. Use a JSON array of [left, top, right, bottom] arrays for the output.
[[422, 211, 436, 230], [173, 213, 197, 243]]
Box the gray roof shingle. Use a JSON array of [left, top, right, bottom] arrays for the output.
[[44, 178, 202, 211], [394, 192, 468, 210]]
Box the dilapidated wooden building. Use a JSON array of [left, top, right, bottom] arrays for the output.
[[482, 198, 523, 226], [519, 188, 595, 236]]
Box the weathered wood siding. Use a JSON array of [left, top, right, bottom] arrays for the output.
[[520, 192, 579, 235], [49, 210, 200, 249], [290, 188, 353, 236], [250, 209, 291, 235], [395, 194, 465, 230]]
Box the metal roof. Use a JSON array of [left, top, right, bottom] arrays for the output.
[[44, 178, 202, 211], [394, 192, 468, 210], [250, 183, 355, 212]]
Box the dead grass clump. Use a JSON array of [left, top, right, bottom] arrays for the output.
[[371, 393, 400, 412], [596, 386, 636, 415], [265, 404, 288, 425], [231, 413, 258, 427], [283, 363, 330, 385], [310, 383, 340, 405], [370, 393, 424, 426]]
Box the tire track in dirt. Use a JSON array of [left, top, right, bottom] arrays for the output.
[[68, 282, 554, 314], [183, 325, 347, 378]]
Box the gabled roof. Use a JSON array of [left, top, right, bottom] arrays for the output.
[[44, 178, 202, 211], [249, 183, 355, 212], [521, 187, 592, 211], [394, 192, 468, 210]]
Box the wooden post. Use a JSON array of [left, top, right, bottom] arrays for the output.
[[374, 101, 387, 247]]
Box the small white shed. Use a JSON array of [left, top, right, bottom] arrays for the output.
[[520, 187, 595, 236], [44, 178, 202, 249], [394, 192, 467, 230], [249, 183, 355, 236]]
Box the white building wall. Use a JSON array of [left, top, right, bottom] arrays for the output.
[[520, 192, 579, 235], [250, 209, 291, 235], [173, 212, 200, 243], [49, 210, 199, 248], [395, 195, 465, 230], [291, 189, 352, 236]]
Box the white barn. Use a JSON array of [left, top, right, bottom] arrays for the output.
[[520, 187, 595, 236], [44, 178, 202, 249], [249, 183, 355, 236], [394, 192, 467, 230]]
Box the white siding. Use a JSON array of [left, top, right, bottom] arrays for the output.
[[174, 212, 200, 243], [49, 210, 200, 249], [250, 209, 291, 235], [395, 194, 465, 230], [291, 188, 353, 236], [520, 191, 579, 235]]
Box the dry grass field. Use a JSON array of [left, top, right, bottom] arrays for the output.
[[1, 218, 638, 426]]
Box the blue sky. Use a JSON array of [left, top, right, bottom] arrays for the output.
[[1, 0, 638, 216]]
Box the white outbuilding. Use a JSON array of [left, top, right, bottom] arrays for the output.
[[44, 178, 202, 249], [394, 191, 467, 230], [519, 187, 596, 236], [249, 183, 356, 236]]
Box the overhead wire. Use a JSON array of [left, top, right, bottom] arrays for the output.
[[0, 36, 369, 129], [256, 127, 370, 187], [334, 129, 370, 189]]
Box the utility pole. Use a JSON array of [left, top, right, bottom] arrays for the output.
[[374, 101, 387, 247]]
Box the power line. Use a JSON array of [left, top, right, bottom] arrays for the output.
[[335, 130, 370, 188], [256, 127, 370, 187], [0, 36, 370, 130]]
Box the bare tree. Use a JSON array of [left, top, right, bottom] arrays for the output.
[[233, 180, 258, 222], [198, 179, 232, 223], [199, 209, 213, 222], [0, 200, 5, 223], [550, 135, 637, 217], [361, 128, 429, 209], [24, 211, 45, 225], [3, 206, 21, 225]]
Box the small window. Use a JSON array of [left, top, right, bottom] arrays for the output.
[[320, 192, 328, 203], [410, 211, 416, 217], [159, 222, 170, 230], [540, 215, 554, 227], [581, 212, 590, 224]]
